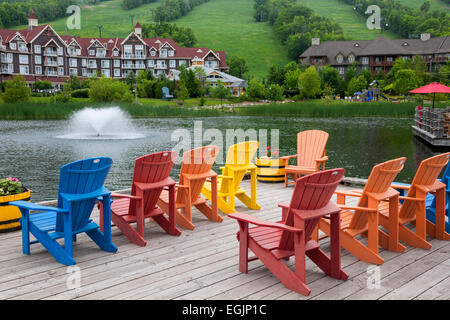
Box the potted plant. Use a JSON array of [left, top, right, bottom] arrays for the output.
[[0, 177, 31, 233], [256, 147, 285, 182]]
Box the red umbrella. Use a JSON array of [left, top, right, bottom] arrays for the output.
[[410, 82, 450, 108]]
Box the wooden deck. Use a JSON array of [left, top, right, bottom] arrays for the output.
[[1, 181, 449, 300]]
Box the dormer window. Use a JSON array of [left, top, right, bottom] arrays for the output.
[[113, 50, 119, 57], [151, 50, 156, 57], [336, 54, 344, 64], [89, 49, 95, 56], [168, 50, 174, 57], [18, 43, 27, 52], [160, 49, 167, 58], [354, 43, 360, 47], [348, 54, 355, 63], [402, 42, 409, 46], [10, 43, 16, 50]]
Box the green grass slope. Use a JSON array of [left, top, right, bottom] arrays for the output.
[[395, 0, 449, 11], [13, 0, 163, 38], [173, 0, 290, 78], [298, 0, 398, 40]]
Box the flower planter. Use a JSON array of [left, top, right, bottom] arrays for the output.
[[0, 189, 31, 233], [256, 158, 285, 183]]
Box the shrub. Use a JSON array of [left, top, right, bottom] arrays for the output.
[[247, 78, 266, 101], [71, 88, 90, 98], [89, 77, 133, 103], [266, 84, 284, 101], [3, 76, 31, 103]]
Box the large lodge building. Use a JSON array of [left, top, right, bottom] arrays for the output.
[[0, 12, 229, 89], [300, 34, 449, 77]]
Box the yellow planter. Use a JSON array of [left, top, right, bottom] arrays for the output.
[[0, 189, 31, 233], [256, 158, 285, 183]]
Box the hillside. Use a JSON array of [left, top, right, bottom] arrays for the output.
[[395, 0, 449, 11]]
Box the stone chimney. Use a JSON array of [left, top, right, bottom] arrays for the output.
[[420, 33, 431, 41], [312, 38, 320, 46], [28, 10, 38, 30], [135, 21, 142, 36]]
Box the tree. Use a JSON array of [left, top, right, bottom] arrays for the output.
[[320, 66, 341, 90], [393, 69, 419, 95], [266, 84, 284, 101], [228, 55, 248, 79], [284, 68, 300, 96], [267, 64, 285, 86], [412, 55, 428, 86], [89, 77, 133, 102], [298, 66, 321, 99], [247, 78, 266, 100], [175, 80, 189, 102], [212, 81, 230, 106], [347, 75, 368, 95], [3, 75, 31, 103]]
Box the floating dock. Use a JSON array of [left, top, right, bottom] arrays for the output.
[[413, 106, 450, 147]]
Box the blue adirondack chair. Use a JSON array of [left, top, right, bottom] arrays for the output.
[[9, 157, 117, 266], [162, 86, 174, 100], [394, 163, 450, 233]]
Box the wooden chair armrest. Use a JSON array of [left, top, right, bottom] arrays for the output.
[[229, 212, 303, 233], [182, 170, 217, 181], [315, 156, 329, 163], [398, 196, 426, 202], [335, 190, 363, 198], [219, 175, 233, 180], [110, 193, 142, 201], [134, 177, 176, 191], [338, 205, 377, 212], [278, 203, 290, 209], [391, 183, 411, 190]]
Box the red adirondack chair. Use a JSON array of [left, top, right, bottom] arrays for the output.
[[229, 169, 348, 296], [99, 151, 181, 246]]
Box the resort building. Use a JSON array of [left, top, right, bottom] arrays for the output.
[[169, 66, 247, 97], [0, 13, 229, 89], [300, 35, 449, 77]]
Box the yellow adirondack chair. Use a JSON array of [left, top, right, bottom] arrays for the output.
[[201, 141, 261, 214], [384, 153, 450, 249]]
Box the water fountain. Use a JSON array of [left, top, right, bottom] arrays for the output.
[[56, 106, 145, 140]]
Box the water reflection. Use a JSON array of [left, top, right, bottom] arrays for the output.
[[0, 116, 443, 202]]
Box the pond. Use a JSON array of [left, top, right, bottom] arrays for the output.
[[0, 116, 439, 202]]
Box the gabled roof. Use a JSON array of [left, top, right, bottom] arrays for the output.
[[29, 11, 37, 20]]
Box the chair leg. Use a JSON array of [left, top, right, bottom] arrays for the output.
[[238, 221, 249, 274], [111, 213, 146, 246], [86, 228, 118, 253], [398, 223, 432, 249], [20, 208, 30, 255]]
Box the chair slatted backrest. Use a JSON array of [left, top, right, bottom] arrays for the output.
[[178, 146, 219, 204], [297, 130, 329, 168], [129, 151, 176, 216], [222, 141, 259, 192], [349, 158, 406, 230], [279, 169, 345, 251], [56, 157, 113, 232], [401, 153, 450, 220]]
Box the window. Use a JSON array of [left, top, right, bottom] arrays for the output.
[[35, 66, 42, 75], [170, 60, 175, 68], [82, 59, 87, 67], [113, 50, 119, 57], [160, 49, 167, 58], [338, 67, 345, 75], [35, 55, 41, 64], [34, 45, 41, 54], [70, 68, 77, 76], [97, 49, 106, 57], [58, 57, 64, 65], [19, 65, 29, 74], [114, 69, 121, 77], [168, 50, 174, 57], [57, 47, 63, 56], [336, 54, 344, 64], [58, 67, 64, 75], [361, 57, 369, 65], [82, 68, 87, 76], [101, 60, 110, 68], [157, 60, 165, 68], [114, 60, 120, 67], [148, 60, 154, 67], [18, 43, 27, 52], [69, 59, 77, 67], [123, 45, 132, 58], [19, 55, 28, 64], [179, 60, 186, 66], [101, 69, 110, 77], [89, 49, 95, 56], [205, 61, 218, 68], [387, 57, 394, 62], [77, 49, 81, 56], [348, 54, 355, 63], [10, 43, 16, 50], [150, 50, 156, 57]]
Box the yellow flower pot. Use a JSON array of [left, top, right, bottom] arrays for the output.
[[0, 189, 31, 233], [256, 158, 285, 183]]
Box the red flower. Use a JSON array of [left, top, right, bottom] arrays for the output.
[[267, 147, 271, 150]]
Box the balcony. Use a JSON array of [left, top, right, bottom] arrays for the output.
[[88, 64, 97, 69], [1, 66, 13, 74], [46, 71, 58, 76], [122, 64, 134, 69], [1, 57, 13, 64], [44, 50, 58, 57], [45, 61, 58, 67], [123, 53, 147, 59], [155, 65, 167, 69], [135, 64, 146, 69]]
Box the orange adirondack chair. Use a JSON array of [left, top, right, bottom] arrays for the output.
[[157, 146, 222, 230], [99, 151, 181, 246], [385, 153, 450, 249], [318, 158, 406, 265], [281, 130, 329, 187], [229, 169, 348, 296]]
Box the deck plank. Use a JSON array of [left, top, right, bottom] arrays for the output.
[[0, 181, 449, 300]]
